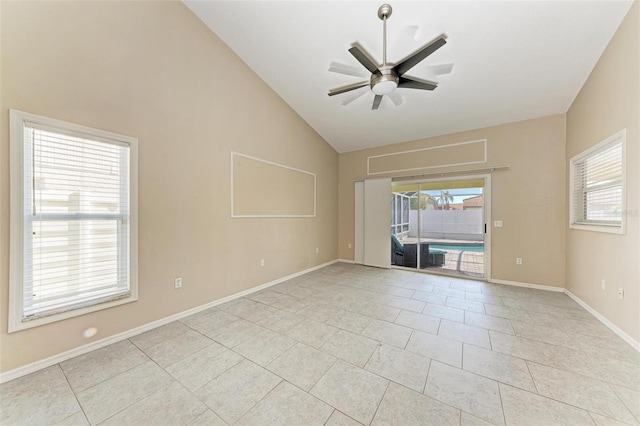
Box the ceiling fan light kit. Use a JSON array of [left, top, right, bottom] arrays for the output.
[[328, 3, 448, 110], [371, 67, 398, 95]]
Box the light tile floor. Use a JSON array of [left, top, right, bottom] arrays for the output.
[[2, 263, 639, 425]]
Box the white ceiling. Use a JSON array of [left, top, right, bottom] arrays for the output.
[[185, 1, 632, 153]]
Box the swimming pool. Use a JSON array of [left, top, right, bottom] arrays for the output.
[[430, 244, 485, 252]]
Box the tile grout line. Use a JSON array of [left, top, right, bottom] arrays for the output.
[[305, 353, 339, 395], [71, 339, 152, 394], [57, 364, 90, 425], [96, 366, 175, 425], [367, 381, 391, 426], [461, 343, 466, 371], [523, 360, 539, 395], [519, 360, 639, 423], [488, 331, 639, 389], [422, 356, 433, 395], [492, 343, 638, 398], [497, 381, 507, 425], [321, 410, 337, 426], [609, 386, 640, 425], [488, 318, 495, 351], [187, 348, 246, 394], [224, 357, 285, 423], [503, 378, 633, 422]]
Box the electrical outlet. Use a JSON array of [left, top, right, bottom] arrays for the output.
[[348, 243, 352, 249], [494, 220, 503, 228], [516, 258, 522, 265], [601, 279, 606, 290], [316, 247, 319, 254], [174, 278, 182, 289], [260, 259, 265, 267], [618, 288, 624, 300]]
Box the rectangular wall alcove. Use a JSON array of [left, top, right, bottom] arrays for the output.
[[367, 139, 487, 175], [231, 152, 316, 217]]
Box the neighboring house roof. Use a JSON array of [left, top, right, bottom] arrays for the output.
[[463, 195, 483, 209]]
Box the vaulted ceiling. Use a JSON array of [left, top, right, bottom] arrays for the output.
[[185, 1, 632, 153]]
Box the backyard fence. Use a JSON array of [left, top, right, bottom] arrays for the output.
[[409, 210, 484, 241]]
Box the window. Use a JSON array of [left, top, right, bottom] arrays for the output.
[[9, 110, 138, 332], [570, 129, 625, 234], [390, 192, 410, 238]]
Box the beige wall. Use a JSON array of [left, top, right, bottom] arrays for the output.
[[566, 2, 639, 343], [0, 1, 338, 373], [338, 115, 567, 287]]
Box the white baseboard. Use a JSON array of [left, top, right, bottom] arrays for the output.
[[0, 259, 339, 384], [490, 279, 638, 352], [5, 260, 636, 384], [490, 278, 564, 292], [564, 289, 640, 352]]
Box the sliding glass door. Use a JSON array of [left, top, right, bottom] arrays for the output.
[[391, 178, 487, 279]]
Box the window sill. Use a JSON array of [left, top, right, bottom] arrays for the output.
[[569, 223, 624, 235], [8, 294, 138, 333]]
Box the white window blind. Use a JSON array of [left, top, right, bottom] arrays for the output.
[[570, 130, 625, 233], [10, 110, 138, 331]]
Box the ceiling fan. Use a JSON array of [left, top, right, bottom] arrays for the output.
[[328, 4, 449, 110]]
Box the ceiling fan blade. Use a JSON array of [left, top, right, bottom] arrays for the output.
[[390, 25, 419, 58], [393, 36, 447, 76], [341, 86, 368, 106], [328, 81, 370, 96], [393, 25, 419, 46], [349, 44, 381, 75], [398, 76, 438, 91], [387, 92, 403, 107], [372, 95, 383, 110], [328, 61, 369, 78], [425, 63, 454, 77]]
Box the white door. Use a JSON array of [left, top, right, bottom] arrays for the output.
[[363, 177, 391, 268], [354, 181, 364, 264]]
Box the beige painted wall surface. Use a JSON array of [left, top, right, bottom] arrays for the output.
[[232, 153, 316, 217], [0, 1, 338, 373], [566, 2, 639, 343], [338, 115, 567, 287]]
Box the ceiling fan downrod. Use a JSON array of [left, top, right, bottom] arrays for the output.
[[378, 4, 392, 66], [371, 4, 398, 97]]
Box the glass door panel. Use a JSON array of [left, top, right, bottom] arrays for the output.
[[392, 179, 486, 278], [391, 183, 418, 268]]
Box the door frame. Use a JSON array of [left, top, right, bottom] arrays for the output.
[[392, 174, 492, 281]]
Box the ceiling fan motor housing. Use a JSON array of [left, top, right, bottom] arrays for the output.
[[371, 66, 399, 95]]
